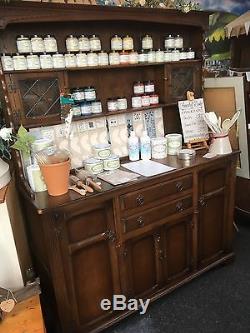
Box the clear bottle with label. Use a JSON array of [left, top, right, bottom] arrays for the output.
[[133, 81, 144, 95], [13, 53, 27, 70], [31, 35, 45, 53], [84, 86, 96, 101], [27, 53, 40, 69], [142, 35, 153, 50], [144, 80, 155, 94], [78, 35, 90, 52], [80, 101, 92, 115], [174, 35, 183, 49], [90, 35, 101, 52], [150, 94, 159, 105], [98, 51, 109, 66], [164, 35, 175, 49], [76, 52, 88, 67], [128, 131, 139, 161], [132, 96, 142, 108], [140, 130, 151, 160], [109, 51, 120, 65], [91, 100, 102, 114], [66, 35, 79, 52], [40, 53, 53, 69], [52, 53, 65, 68], [111, 35, 123, 51], [123, 35, 134, 51], [141, 95, 150, 107], [44, 35, 58, 53], [65, 52, 77, 68], [1, 54, 14, 71], [16, 35, 32, 54], [87, 52, 98, 67], [117, 97, 127, 110]]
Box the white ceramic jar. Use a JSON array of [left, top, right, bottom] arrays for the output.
[[165, 35, 175, 49], [90, 35, 101, 52], [27, 53, 40, 70], [164, 49, 172, 62], [98, 51, 109, 66], [174, 35, 183, 49], [111, 35, 123, 51], [40, 53, 53, 69], [123, 35, 134, 51], [65, 52, 77, 68], [78, 35, 90, 52], [109, 51, 120, 65], [151, 137, 167, 159], [66, 35, 79, 52], [87, 52, 98, 67], [147, 49, 156, 63], [76, 52, 88, 67], [16, 35, 32, 54], [171, 48, 180, 61], [1, 54, 14, 71], [155, 49, 164, 63], [13, 54, 27, 70], [132, 96, 142, 108], [44, 35, 58, 53], [52, 53, 65, 68], [31, 35, 45, 53], [142, 35, 153, 50]]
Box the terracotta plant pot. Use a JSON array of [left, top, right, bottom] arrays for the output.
[[40, 159, 71, 196]]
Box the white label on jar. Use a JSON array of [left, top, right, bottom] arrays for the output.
[[13, 56, 27, 70], [44, 37, 58, 53], [92, 102, 102, 114], [66, 37, 79, 52], [31, 37, 45, 53], [40, 55, 53, 69], [87, 53, 98, 67], [79, 37, 90, 52], [109, 53, 120, 65], [72, 91, 85, 101], [120, 53, 129, 64], [132, 96, 142, 108], [142, 37, 153, 50], [76, 53, 87, 67], [139, 53, 148, 62], [145, 84, 154, 93], [1, 56, 14, 71], [17, 39, 32, 53], [108, 100, 118, 111], [85, 90, 96, 101], [141, 95, 150, 107], [111, 37, 123, 51], [65, 54, 77, 68], [98, 53, 109, 66], [123, 37, 134, 50], [90, 38, 101, 51], [27, 55, 40, 69], [134, 84, 144, 95], [81, 104, 92, 115], [117, 98, 127, 110], [53, 54, 65, 68], [104, 159, 119, 170], [150, 95, 159, 105]]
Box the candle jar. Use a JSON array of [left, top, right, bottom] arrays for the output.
[[165, 35, 175, 49], [87, 52, 98, 67], [132, 96, 142, 108], [66, 35, 79, 52], [129, 50, 138, 64], [150, 94, 159, 105], [40, 53, 53, 69], [76, 52, 88, 67], [151, 137, 167, 159], [80, 101, 92, 115], [111, 35, 123, 51], [16, 35, 32, 54], [123, 35, 134, 51], [91, 100, 102, 114], [119, 50, 129, 64], [142, 35, 153, 50], [138, 50, 148, 63], [164, 49, 172, 62], [147, 49, 156, 63], [65, 52, 77, 68], [84, 86, 96, 101], [27, 53, 40, 70], [144, 80, 155, 94], [44, 35, 58, 53], [165, 133, 182, 155], [187, 48, 195, 59], [78, 35, 90, 52], [117, 97, 127, 110], [31, 35, 45, 53], [13, 53, 27, 71], [155, 49, 164, 63], [98, 51, 109, 66], [107, 98, 118, 112], [141, 95, 150, 107], [72, 105, 82, 117], [90, 35, 101, 52], [180, 48, 188, 60], [171, 48, 180, 61], [1, 54, 14, 71], [109, 51, 120, 65], [52, 53, 65, 68], [133, 81, 144, 95], [174, 35, 183, 49], [71, 88, 85, 102]]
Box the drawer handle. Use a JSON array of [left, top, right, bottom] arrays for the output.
[[176, 202, 183, 212], [136, 194, 144, 206], [199, 196, 207, 207], [104, 229, 116, 242], [137, 216, 144, 227], [176, 181, 184, 192]]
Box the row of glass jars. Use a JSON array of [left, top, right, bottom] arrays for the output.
[[16, 35, 58, 54]]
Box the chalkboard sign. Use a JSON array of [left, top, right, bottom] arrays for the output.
[[178, 98, 209, 143]]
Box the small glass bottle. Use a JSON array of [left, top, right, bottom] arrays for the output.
[[133, 81, 144, 95], [76, 52, 88, 67], [87, 52, 98, 67], [31, 35, 45, 53], [16, 35, 32, 54], [1, 54, 14, 71], [123, 35, 134, 51], [141, 95, 150, 107], [142, 35, 153, 50], [111, 35, 123, 51], [27, 53, 40, 70], [52, 52, 65, 68], [98, 51, 109, 66], [129, 50, 138, 64], [164, 35, 175, 49], [64, 52, 77, 68], [44, 35, 58, 53], [109, 51, 120, 65], [90, 35, 101, 52], [144, 80, 155, 94], [13, 53, 27, 71], [66, 35, 79, 52], [40, 53, 53, 69], [78, 35, 90, 52], [150, 94, 159, 105]]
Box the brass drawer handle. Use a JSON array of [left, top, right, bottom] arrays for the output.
[[176, 201, 183, 212], [137, 216, 144, 227], [176, 181, 184, 192], [199, 196, 207, 207], [136, 194, 144, 206]]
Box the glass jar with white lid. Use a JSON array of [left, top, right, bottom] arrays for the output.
[[31, 35, 45, 54], [174, 35, 183, 49], [40, 53, 53, 69], [109, 51, 120, 65], [164, 35, 175, 49], [13, 53, 27, 71], [16, 35, 32, 54], [98, 51, 109, 66], [111, 35, 123, 51], [155, 49, 164, 63], [76, 52, 88, 67], [87, 52, 98, 67], [52, 53, 65, 68], [90, 35, 101, 52], [171, 48, 180, 61], [164, 49, 172, 62], [66, 35, 79, 52], [147, 49, 156, 63], [1, 54, 14, 71], [27, 53, 40, 70], [78, 35, 90, 52], [44, 35, 58, 53], [142, 35, 153, 50], [123, 35, 134, 51], [65, 52, 77, 68]]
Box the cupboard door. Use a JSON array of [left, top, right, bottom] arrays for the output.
[[161, 217, 193, 283], [120, 229, 163, 298], [198, 163, 229, 267], [58, 201, 120, 331], [164, 62, 202, 103]]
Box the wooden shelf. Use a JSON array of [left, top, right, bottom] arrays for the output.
[[4, 59, 202, 75]]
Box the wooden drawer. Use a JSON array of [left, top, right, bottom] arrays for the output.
[[121, 196, 193, 234], [120, 174, 192, 213]]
